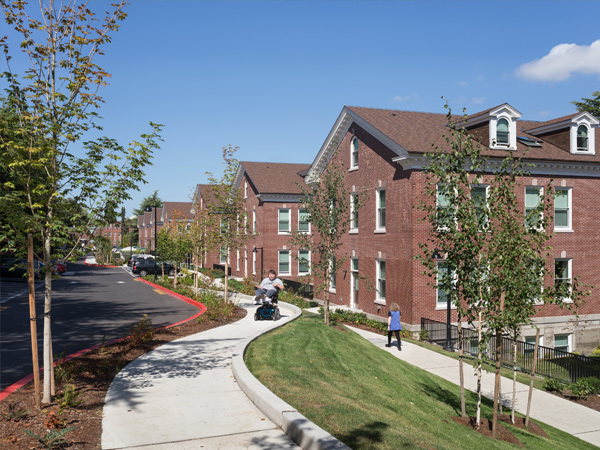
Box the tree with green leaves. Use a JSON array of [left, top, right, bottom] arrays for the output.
[[289, 149, 364, 326], [156, 211, 192, 287], [133, 190, 163, 216], [206, 145, 253, 302], [0, 0, 161, 403], [188, 201, 216, 291], [573, 91, 600, 119]]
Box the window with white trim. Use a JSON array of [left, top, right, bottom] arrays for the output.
[[244, 180, 248, 198], [278, 209, 291, 234], [471, 185, 489, 229], [525, 335, 544, 357], [525, 186, 543, 229], [220, 247, 227, 264], [298, 249, 310, 275], [252, 249, 256, 274], [351, 258, 359, 293], [278, 250, 290, 275], [376, 189, 386, 231], [376, 259, 386, 303], [351, 136, 359, 169], [236, 250, 240, 271], [554, 188, 572, 231], [555, 258, 572, 301], [350, 193, 358, 231], [252, 210, 256, 234], [436, 261, 450, 308], [554, 333, 571, 353], [577, 125, 589, 152], [437, 184, 454, 228], [496, 118, 510, 146], [329, 258, 336, 292], [298, 209, 310, 233]]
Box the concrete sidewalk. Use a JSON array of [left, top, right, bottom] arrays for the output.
[[348, 325, 600, 448], [101, 297, 349, 450]]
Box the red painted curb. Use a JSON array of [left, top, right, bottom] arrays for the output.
[[0, 280, 206, 402]]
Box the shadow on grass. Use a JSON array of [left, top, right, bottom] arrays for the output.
[[419, 381, 463, 415], [337, 421, 389, 449]]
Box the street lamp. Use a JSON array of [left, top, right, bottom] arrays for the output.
[[253, 246, 263, 280], [128, 214, 137, 266], [146, 206, 158, 281], [432, 249, 454, 352]]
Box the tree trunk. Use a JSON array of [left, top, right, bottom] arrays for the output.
[[42, 232, 53, 403], [525, 328, 540, 427], [511, 334, 517, 424], [492, 291, 506, 439], [476, 311, 483, 429], [224, 258, 229, 303], [324, 266, 330, 326], [457, 319, 466, 417], [27, 234, 41, 409]]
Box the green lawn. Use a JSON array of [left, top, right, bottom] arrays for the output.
[[245, 313, 596, 450]]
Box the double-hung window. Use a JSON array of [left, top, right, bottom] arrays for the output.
[[436, 184, 453, 228], [351, 137, 359, 169], [525, 186, 543, 229], [376, 189, 386, 231], [298, 249, 310, 275], [350, 193, 359, 231], [554, 188, 572, 231], [278, 209, 291, 234], [298, 209, 310, 233], [471, 185, 488, 229], [496, 118, 510, 146], [252, 210, 257, 234], [278, 250, 290, 275], [577, 125, 589, 152], [555, 258, 572, 301], [376, 260, 386, 303], [329, 258, 336, 292], [554, 334, 570, 353], [436, 261, 450, 308]]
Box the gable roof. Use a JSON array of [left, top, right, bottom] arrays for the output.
[[192, 183, 220, 209], [236, 161, 311, 197], [161, 202, 193, 222], [307, 105, 600, 182]]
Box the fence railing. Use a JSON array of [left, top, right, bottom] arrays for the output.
[[420, 318, 600, 383]]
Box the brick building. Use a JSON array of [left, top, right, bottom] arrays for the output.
[[303, 104, 600, 353], [137, 202, 193, 251]]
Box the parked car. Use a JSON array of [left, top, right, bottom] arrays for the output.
[[0, 257, 42, 281], [127, 254, 154, 267], [51, 260, 67, 273], [131, 258, 176, 277]]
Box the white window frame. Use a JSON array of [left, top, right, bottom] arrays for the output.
[[489, 115, 517, 150], [329, 258, 336, 293], [375, 188, 386, 232], [278, 208, 291, 234], [220, 247, 227, 264], [236, 249, 240, 272], [375, 259, 386, 305], [350, 193, 358, 232], [554, 188, 572, 232], [298, 249, 310, 275], [525, 186, 543, 230], [252, 209, 257, 234], [555, 258, 573, 302], [244, 180, 248, 198], [252, 249, 256, 275], [554, 333, 571, 353], [436, 261, 458, 310], [278, 249, 291, 276], [351, 258, 359, 309], [571, 122, 595, 155], [471, 184, 489, 230], [350, 136, 359, 170], [298, 208, 310, 233]]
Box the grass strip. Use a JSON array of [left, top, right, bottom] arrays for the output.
[[245, 314, 595, 450]]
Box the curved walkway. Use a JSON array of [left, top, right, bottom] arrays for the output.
[[101, 297, 349, 450]]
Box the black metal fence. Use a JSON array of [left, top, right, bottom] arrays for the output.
[[420, 318, 600, 383], [281, 278, 314, 299]]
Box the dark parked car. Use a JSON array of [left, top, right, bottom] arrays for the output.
[[127, 254, 154, 267], [0, 257, 42, 281], [131, 258, 176, 277]]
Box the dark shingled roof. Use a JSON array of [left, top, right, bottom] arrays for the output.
[[346, 106, 600, 163], [241, 161, 311, 195]]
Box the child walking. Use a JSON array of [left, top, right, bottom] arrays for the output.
[[385, 302, 402, 351]]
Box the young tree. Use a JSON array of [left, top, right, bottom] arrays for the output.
[[573, 91, 600, 119], [289, 149, 364, 326], [206, 146, 253, 302], [188, 202, 216, 291], [156, 210, 192, 287], [0, 1, 161, 403]]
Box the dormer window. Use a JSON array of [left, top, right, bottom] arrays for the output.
[[577, 125, 589, 152], [496, 118, 509, 146]]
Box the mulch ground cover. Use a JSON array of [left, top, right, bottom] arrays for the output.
[[0, 307, 246, 450]]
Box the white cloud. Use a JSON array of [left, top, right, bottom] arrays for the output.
[[516, 40, 600, 82], [391, 95, 412, 102]]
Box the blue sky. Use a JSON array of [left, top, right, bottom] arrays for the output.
[[4, 1, 600, 216]]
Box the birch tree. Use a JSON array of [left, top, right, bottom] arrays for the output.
[[0, 0, 161, 403]]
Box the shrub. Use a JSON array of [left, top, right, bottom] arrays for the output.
[[59, 385, 83, 410], [577, 376, 600, 394], [591, 343, 600, 357], [327, 308, 389, 334], [570, 378, 596, 399], [279, 289, 318, 309], [542, 378, 567, 392], [419, 328, 429, 341], [128, 314, 154, 346], [197, 290, 237, 321], [2, 402, 29, 422], [227, 278, 246, 293], [25, 426, 76, 449]]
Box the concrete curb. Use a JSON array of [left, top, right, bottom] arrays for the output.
[[232, 302, 352, 450]]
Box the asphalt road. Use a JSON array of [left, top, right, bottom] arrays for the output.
[[0, 260, 201, 391]]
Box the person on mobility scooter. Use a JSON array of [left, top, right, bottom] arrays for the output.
[[254, 269, 283, 321]]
